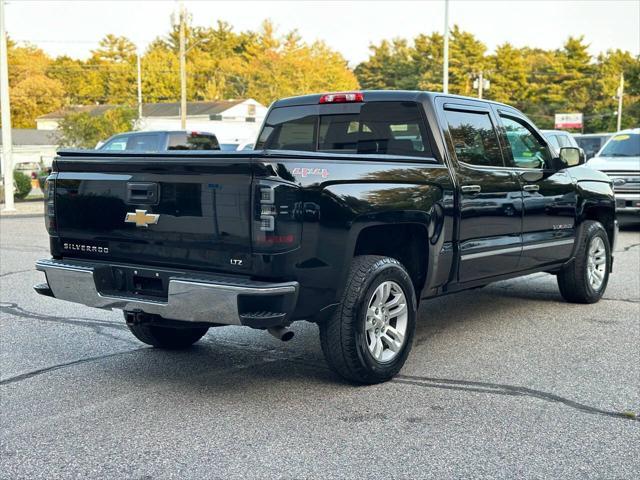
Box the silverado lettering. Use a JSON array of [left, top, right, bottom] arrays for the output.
[[35, 91, 617, 384]]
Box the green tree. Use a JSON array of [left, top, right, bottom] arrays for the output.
[[485, 43, 529, 108], [589, 50, 640, 132], [414, 32, 443, 92], [58, 107, 136, 148], [355, 26, 486, 95], [355, 39, 418, 90], [448, 26, 486, 96]]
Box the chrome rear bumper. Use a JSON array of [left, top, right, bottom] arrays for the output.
[[35, 259, 298, 327]]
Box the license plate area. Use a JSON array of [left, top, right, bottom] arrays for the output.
[[133, 275, 164, 297], [93, 266, 169, 300]]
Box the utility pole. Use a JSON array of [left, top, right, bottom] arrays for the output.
[[473, 71, 489, 99], [616, 72, 624, 132], [0, 0, 15, 211], [136, 51, 142, 122], [179, 2, 187, 129], [442, 0, 449, 94]]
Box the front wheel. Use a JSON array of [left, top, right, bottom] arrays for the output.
[[557, 220, 611, 304], [319, 255, 417, 384]]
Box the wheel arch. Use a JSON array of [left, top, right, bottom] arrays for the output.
[[353, 222, 430, 298]]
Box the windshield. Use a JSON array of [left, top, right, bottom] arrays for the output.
[[599, 133, 640, 157]]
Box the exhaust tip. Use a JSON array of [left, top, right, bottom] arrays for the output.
[[267, 326, 294, 342]]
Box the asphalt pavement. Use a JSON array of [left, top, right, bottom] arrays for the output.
[[1, 215, 638, 479]]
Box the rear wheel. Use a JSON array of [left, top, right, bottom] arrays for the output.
[[126, 319, 209, 349], [557, 221, 611, 304], [319, 255, 417, 384]]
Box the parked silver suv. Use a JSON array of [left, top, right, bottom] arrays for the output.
[[587, 128, 640, 223]]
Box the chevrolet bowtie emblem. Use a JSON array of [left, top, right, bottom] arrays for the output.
[[125, 209, 160, 228]]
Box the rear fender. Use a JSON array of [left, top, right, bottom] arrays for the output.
[[323, 182, 448, 301]]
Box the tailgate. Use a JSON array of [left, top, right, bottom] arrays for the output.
[[53, 152, 254, 273]]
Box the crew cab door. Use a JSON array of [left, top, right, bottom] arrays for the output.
[[494, 109, 577, 269], [438, 100, 523, 282]]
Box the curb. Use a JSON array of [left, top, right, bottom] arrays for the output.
[[0, 213, 44, 219]]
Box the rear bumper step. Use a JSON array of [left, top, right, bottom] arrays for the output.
[[35, 259, 299, 328]]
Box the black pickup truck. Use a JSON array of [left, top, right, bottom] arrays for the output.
[[35, 91, 617, 384]]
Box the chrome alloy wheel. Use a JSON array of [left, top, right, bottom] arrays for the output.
[[365, 280, 408, 363], [587, 236, 607, 291]]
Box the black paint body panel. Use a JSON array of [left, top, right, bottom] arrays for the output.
[[48, 91, 616, 323]]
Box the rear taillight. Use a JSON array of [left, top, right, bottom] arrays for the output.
[[44, 175, 56, 234], [253, 181, 301, 252], [319, 92, 364, 104]]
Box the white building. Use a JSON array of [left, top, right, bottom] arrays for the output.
[[0, 128, 61, 170], [36, 99, 267, 145]]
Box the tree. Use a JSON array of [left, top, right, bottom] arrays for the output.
[[5, 43, 66, 127], [355, 39, 418, 90], [589, 49, 640, 132], [140, 45, 180, 103], [58, 107, 136, 148], [240, 21, 358, 105], [447, 26, 486, 96], [414, 32, 443, 92], [92, 34, 137, 63], [355, 26, 486, 95], [11, 76, 65, 128], [87, 35, 138, 104], [485, 43, 529, 108]]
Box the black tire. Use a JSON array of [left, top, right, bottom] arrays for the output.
[[127, 322, 209, 349], [557, 220, 611, 304], [319, 255, 417, 384]]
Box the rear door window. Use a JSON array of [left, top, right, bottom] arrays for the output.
[[257, 101, 432, 158], [444, 110, 504, 167]]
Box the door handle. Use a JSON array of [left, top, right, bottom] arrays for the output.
[[461, 185, 482, 194], [523, 184, 540, 192], [126, 182, 160, 205]]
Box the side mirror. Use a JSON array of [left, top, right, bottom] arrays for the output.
[[559, 147, 584, 167]]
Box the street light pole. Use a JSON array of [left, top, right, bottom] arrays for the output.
[[0, 0, 15, 211], [616, 72, 624, 132], [179, 2, 187, 130], [136, 51, 142, 122], [442, 0, 449, 94]]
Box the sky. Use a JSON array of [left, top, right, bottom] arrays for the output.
[[4, 0, 640, 65]]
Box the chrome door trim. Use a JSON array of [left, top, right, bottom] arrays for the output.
[[461, 238, 574, 261]]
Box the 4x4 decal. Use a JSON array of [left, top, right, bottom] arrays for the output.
[[292, 167, 329, 178]]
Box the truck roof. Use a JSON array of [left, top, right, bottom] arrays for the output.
[[271, 90, 513, 109]]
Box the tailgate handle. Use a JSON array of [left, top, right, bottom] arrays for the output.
[[126, 182, 159, 205]]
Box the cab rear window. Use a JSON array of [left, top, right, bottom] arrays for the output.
[[256, 101, 433, 158], [168, 132, 220, 150]]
